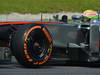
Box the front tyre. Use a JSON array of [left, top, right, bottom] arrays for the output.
[[10, 24, 53, 68]]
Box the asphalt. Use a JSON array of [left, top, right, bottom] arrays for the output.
[[0, 57, 100, 75]]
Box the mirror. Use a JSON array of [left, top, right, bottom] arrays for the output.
[[72, 15, 81, 21]]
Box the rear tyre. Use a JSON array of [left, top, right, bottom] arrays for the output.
[[10, 24, 53, 68]]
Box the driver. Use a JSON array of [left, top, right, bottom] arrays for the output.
[[82, 10, 98, 22]]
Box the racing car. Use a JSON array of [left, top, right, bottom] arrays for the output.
[[0, 14, 100, 68]]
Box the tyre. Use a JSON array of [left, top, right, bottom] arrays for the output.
[[10, 24, 53, 68]]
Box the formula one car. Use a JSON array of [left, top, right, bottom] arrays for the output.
[[0, 15, 100, 68]]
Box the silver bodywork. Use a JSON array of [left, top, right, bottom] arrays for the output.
[[46, 24, 84, 47]]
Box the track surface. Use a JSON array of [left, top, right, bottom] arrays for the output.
[[0, 57, 100, 75]]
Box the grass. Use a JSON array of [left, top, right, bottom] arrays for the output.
[[0, 0, 100, 14]]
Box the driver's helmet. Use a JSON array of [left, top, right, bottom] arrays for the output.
[[83, 10, 98, 19]]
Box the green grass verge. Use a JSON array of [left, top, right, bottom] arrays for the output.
[[0, 0, 100, 14]]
